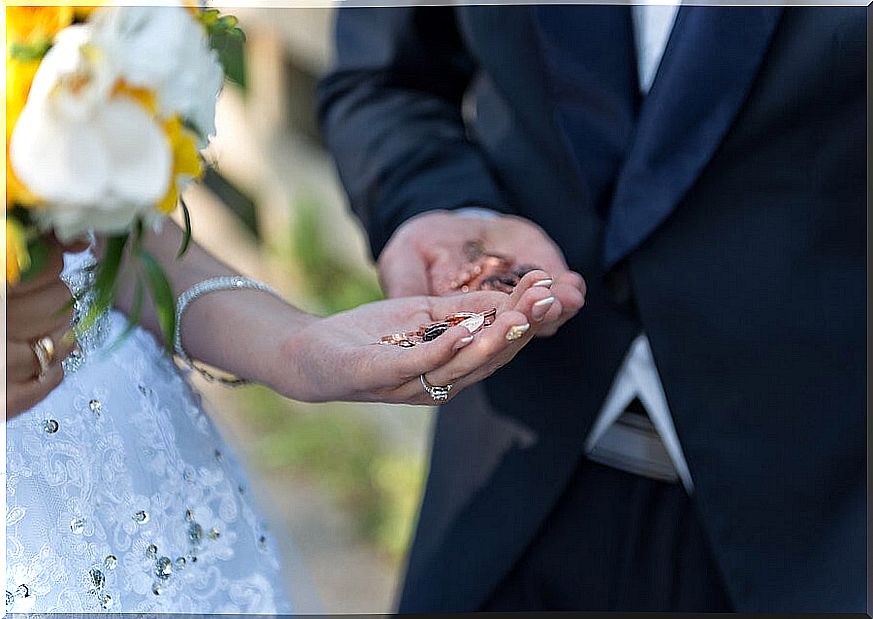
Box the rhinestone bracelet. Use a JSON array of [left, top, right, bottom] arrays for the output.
[[174, 276, 283, 387]]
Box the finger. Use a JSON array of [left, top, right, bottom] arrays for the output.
[[423, 310, 532, 387], [58, 235, 90, 253], [6, 365, 64, 420], [426, 248, 470, 297], [378, 246, 431, 297], [505, 269, 553, 306], [427, 290, 508, 318], [501, 269, 558, 318], [535, 272, 586, 338], [389, 323, 480, 381], [425, 286, 553, 341], [560, 269, 588, 297], [7, 281, 74, 340], [503, 284, 557, 324], [552, 277, 586, 320], [6, 324, 76, 383]]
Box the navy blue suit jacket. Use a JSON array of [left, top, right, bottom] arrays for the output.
[[318, 6, 866, 612]]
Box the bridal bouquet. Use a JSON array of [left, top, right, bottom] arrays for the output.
[[5, 4, 244, 348]]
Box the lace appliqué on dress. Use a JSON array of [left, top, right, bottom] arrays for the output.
[[6, 254, 292, 613]]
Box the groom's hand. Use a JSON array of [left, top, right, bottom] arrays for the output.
[[378, 210, 586, 336]]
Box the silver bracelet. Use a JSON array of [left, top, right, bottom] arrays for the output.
[[174, 276, 283, 387]]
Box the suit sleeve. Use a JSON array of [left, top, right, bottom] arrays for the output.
[[317, 7, 510, 258]]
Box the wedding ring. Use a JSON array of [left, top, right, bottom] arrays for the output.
[[420, 374, 453, 402], [32, 335, 55, 382]]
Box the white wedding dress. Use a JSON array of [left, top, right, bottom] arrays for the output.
[[5, 252, 300, 613]]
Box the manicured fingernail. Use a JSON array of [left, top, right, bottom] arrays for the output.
[[459, 314, 485, 334], [454, 335, 475, 350], [532, 296, 556, 321], [533, 279, 553, 288], [505, 323, 530, 341]]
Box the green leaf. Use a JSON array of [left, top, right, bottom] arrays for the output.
[[17, 237, 49, 285], [218, 14, 239, 29], [209, 28, 246, 89], [129, 218, 145, 256], [9, 40, 52, 62], [139, 250, 176, 354], [177, 196, 192, 258], [76, 235, 127, 336], [197, 8, 221, 27], [110, 275, 145, 351]]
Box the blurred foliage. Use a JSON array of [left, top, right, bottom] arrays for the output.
[[291, 198, 384, 313], [243, 388, 425, 560]]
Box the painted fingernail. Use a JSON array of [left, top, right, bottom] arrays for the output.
[[533, 279, 553, 288], [531, 296, 556, 321], [505, 323, 530, 341], [454, 335, 475, 350]]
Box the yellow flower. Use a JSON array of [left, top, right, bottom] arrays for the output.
[[156, 115, 203, 214], [6, 218, 31, 285], [113, 80, 159, 116], [74, 6, 101, 21], [7, 150, 41, 209], [6, 57, 42, 208], [6, 57, 40, 138], [6, 6, 75, 49]]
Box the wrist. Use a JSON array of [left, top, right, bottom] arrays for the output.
[[176, 277, 315, 388], [271, 313, 327, 402]]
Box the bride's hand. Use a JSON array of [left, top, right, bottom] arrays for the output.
[[6, 238, 84, 420], [275, 270, 557, 404]]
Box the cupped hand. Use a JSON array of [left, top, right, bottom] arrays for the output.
[[6, 237, 86, 420], [277, 270, 557, 404], [378, 210, 586, 337]]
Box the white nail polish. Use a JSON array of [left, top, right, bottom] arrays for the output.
[[533, 296, 556, 308], [533, 279, 553, 288], [454, 335, 475, 350]]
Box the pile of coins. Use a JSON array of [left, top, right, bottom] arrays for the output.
[[379, 308, 497, 348], [446, 240, 538, 294]]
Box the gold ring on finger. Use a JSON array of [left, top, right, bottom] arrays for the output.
[[32, 335, 55, 382]]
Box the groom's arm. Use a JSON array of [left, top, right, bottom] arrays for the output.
[[317, 7, 510, 258]]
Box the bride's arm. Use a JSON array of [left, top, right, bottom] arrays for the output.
[[114, 221, 318, 391], [113, 221, 559, 404]]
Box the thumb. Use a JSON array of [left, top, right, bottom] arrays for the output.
[[378, 249, 430, 297]]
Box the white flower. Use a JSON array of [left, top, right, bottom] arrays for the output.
[[90, 4, 224, 145], [9, 24, 172, 242]]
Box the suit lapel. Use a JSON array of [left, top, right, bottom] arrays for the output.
[[603, 6, 783, 268], [530, 5, 640, 216]]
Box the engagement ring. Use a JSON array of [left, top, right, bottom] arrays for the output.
[[420, 374, 453, 402]]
